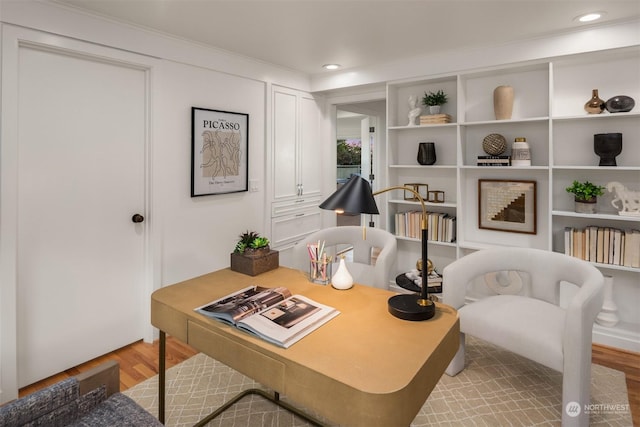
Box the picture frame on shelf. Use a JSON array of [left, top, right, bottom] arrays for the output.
[[191, 107, 249, 197], [478, 179, 537, 234]]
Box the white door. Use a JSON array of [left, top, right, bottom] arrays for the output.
[[1, 30, 150, 389]]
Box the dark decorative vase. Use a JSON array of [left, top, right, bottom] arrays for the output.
[[605, 95, 635, 113], [584, 89, 605, 114], [417, 142, 436, 165], [594, 133, 622, 166]]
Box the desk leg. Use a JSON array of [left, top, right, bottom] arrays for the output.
[[159, 330, 166, 424], [194, 388, 325, 427]]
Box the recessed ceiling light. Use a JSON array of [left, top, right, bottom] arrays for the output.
[[323, 64, 341, 70], [575, 12, 605, 22]]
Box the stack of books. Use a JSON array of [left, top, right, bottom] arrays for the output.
[[394, 211, 456, 243], [564, 226, 640, 268], [419, 114, 452, 125], [477, 155, 510, 166]]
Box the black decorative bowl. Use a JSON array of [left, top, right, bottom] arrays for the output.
[[605, 95, 635, 113], [594, 133, 622, 166]]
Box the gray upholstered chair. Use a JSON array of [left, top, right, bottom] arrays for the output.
[[0, 361, 161, 426], [442, 247, 604, 427], [292, 226, 397, 289]]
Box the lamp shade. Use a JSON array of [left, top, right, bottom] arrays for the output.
[[319, 175, 379, 215]]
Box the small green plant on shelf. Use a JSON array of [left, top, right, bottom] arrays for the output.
[[234, 230, 270, 254], [565, 180, 605, 202], [422, 90, 448, 106]]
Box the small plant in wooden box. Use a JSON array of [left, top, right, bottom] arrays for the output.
[[231, 230, 279, 276]]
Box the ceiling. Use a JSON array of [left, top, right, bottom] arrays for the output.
[[52, 0, 640, 76]]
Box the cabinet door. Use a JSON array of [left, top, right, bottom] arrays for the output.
[[299, 94, 322, 197], [273, 90, 298, 199]]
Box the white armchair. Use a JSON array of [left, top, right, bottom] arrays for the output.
[[442, 247, 604, 427], [292, 226, 397, 289]]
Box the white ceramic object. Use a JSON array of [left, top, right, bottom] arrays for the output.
[[332, 257, 354, 290], [607, 181, 640, 216], [596, 275, 619, 327], [407, 95, 421, 126]]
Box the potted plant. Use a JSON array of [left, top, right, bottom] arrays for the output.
[[565, 180, 605, 214], [234, 230, 270, 255], [422, 90, 448, 114], [231, 230, 279, 276]]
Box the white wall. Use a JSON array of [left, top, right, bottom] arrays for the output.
[[154, 62, 267, 284]]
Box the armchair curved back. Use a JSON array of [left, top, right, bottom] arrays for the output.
[[292, 226, 397, 289], [443, 247, 603, 311]]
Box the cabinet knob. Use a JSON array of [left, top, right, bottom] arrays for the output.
[[131, 214, 145, 223]]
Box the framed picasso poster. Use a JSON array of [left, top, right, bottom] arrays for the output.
[[191, 107, 249, 197]]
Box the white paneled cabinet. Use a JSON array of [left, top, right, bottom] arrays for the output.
[[385, 46, 640, 351], [270, 85, 323, 252], [272, 85, 322, 200]]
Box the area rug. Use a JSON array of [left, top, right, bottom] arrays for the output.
[[123, 336, 631, 426]]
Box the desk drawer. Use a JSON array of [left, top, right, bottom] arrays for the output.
[[188, 321, 285, 392]]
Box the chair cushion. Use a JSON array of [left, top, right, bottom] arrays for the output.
[[459, 295, 565, 372], [69, 393, 162, 426]]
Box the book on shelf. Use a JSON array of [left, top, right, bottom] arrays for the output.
[[477, 155, 511, 159], [195, 286, 340, 348], [623, 229, 640, 268], [394, 211, 456, 243], [477, 155, 510, 166], [419, 114, 451, 124], [477, 162, 511, 166], [563, 226, 639, 268]]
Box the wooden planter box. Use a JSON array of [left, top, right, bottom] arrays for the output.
[[230, 249, 279, 276]]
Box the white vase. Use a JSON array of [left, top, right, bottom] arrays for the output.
[[596, 275, 619, 327], [332, 257, 353, 290]]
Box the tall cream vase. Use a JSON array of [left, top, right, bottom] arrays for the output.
[[493, 85, 514, 120]]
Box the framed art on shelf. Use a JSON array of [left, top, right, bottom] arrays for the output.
[[478, 179, 537, 234], [191, 107, 249, 197]]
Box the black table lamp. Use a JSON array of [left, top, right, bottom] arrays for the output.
[[319, 175, 435, 321]]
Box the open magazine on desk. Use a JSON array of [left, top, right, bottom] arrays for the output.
[[194, 286, 340, 348]]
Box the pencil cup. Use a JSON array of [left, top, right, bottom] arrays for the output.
[[309, 259, 332, 285]]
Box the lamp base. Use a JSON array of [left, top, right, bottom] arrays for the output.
[[387, 294, 435, 321]]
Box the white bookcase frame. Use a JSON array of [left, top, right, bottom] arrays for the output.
[[385, 46, 640, 351]]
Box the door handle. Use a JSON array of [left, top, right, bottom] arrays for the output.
[[131, 214, 144, 223]]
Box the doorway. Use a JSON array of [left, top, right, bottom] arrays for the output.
[[335, 101, 386, 227]]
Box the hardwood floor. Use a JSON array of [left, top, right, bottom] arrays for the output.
[[592, 343, 640, 426], [18, 337, 197, 397], [17, 339, 640, 426]]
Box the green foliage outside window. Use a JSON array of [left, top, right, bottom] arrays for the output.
[[337, 139, 361, 165]]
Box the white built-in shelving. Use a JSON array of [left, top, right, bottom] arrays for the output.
[[385, 46, 640, 351]]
